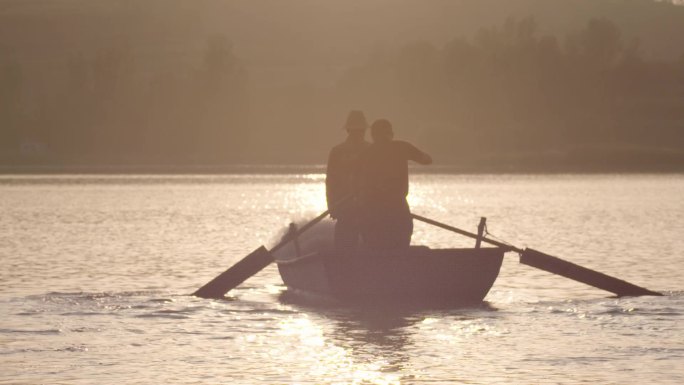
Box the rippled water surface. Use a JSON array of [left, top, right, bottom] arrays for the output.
[[1, 173, 683, 384]]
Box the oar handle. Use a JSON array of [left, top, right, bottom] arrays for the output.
[[271, 209, 330, 253], [411, 213, 520, 253], [271, 194, 354, 253]]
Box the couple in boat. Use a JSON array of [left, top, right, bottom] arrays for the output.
[[326, 110, 432, 254]]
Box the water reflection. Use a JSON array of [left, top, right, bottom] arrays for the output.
[[277, 291, 500, 384], [274, 305, 416, 384], [326, 309, 416, 377]]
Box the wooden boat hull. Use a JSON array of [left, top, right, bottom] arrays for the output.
[[273, 221, 504, 307]]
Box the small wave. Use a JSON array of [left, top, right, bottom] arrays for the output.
[[133, 307, 205, 319], [15, 310, 46, 316], [25, 291, 178, 310], [1, 344, 91, 355], [208, 335, 236, 340], [59, 311, 108, 316], [70, 327, 102, 333], [148, 298, 176, 303], [135, 313, 189, 319], [0, 328, 61, 335], [37, 290, 168, 299], [0, 347, 49, 355], [232, 307, 299, 315], [197, 295, 238, 302], [155, 309, 194, 314], [597, 307, 642, 315], [55, 345, 89, 352]]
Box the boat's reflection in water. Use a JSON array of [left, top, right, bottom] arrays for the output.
[[277, 291, 497, 383]]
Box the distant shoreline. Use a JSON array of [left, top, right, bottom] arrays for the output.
[[1, 164, 683, 175]]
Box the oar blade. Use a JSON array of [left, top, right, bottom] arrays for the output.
[[520, 248, 661, 297], [194, 246, 274, 299], [193, 208, 332, 299]]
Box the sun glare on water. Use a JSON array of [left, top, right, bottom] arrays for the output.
[[288, 174, 327, 216], [277, 316, 401, 385]]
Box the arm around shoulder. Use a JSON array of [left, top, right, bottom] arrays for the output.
[[410, 143, 432, 165], [417, 151, 433, 165], [399, 140, 433, 165]]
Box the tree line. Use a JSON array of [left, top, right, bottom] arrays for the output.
[[0, 34, 248, 165], [1, 17, 683, 170], [336, 17, 684, 170]]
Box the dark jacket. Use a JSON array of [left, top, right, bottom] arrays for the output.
[[325, 138, 370, 219], [357, 140, 426, 207]]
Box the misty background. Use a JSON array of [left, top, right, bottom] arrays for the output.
[[1, 0, 683, 170]]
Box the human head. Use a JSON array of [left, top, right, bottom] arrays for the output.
[[343, 110, 368, 133], [370, 119, 393, 143]]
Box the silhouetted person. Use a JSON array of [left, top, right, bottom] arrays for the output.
[[358, 119, 432, 250], [326, 110, 371, 253]]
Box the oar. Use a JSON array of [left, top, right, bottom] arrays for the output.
[[193, 209, 332, 299], [412, 213, 662, 297]]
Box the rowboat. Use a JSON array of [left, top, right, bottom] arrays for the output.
[[194, 212, 660, 301], [272, 220, 504, 307]]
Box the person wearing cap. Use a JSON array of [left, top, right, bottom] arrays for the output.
[[358, 119, 432, 250], [326, 110, 371, 253]]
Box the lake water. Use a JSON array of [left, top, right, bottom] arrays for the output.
[[1, 173, 682, 384]]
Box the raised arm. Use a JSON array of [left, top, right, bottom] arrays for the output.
[[414, 150, 432, 165], [402, 141, 432, 165]]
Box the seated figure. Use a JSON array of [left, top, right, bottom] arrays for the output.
[[357, 119, 432, 250]]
